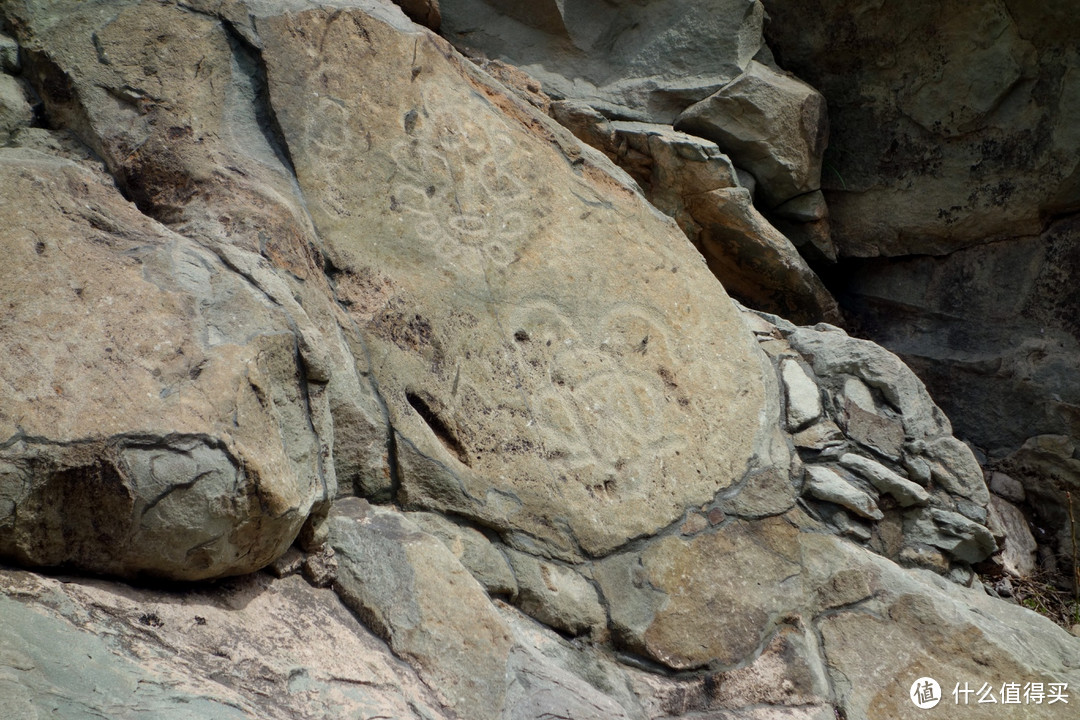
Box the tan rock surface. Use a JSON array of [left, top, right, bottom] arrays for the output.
[[0, 150, 324, 580], [258, 7, 769, 559]]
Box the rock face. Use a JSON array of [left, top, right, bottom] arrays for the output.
[[760, 0, 1080, 575], [762, 0, 1079, 257], [2, 2, 1080, 720], [439, 0, 766, 122], [676, 60, 829, 209], [0, 151, 328, 581], [257, 6, 769, 560]]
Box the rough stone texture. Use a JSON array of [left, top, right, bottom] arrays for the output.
[[596, 516, 804, 670], [989, 471, 1026, 503], [505, 549, 606, 637], [406, 510, 518, 596], [789, 326, 952, 441], [762, 0, 1079, 257], [685, 187, 840, 324], [7, 0, 396, 506], [599, 121, 839, 324], [834, 222, 1080, 459], [839, 453, 930, 507], [0, 73, 32, 143], [439, 0, 766, 122], [906, 508, 998, 564], [743, 309, 998, 570], [327, 498, 515, 719], [4, 2, 1080, 719], [987, 495, 1037, 578], [0, 32, 19, 72], [0, 567, 448, 719], [761, 0, 1080, 557], [994, 435, 1080, 580], [0, 151, 326, 581], [257, 6, 769, 560], [676, 61, 829, 208], [803, 532, 1080, 720], [781, 358, 822, 431], [805, 465, 883, 521]]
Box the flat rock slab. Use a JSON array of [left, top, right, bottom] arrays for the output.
[[0, 568, 448, 719], [596, 516, 803, 670], [258, 8, 768, 560], [327, 498, 514, 720]]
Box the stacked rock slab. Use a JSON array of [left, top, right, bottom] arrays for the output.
[[741, 307, 998, 580], [760, 0, 1080, 573]]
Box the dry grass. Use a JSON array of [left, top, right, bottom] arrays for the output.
[[1010, 570, 1080, 630]]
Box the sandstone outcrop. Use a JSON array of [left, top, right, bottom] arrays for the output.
[[1, 2, 1078, 719]]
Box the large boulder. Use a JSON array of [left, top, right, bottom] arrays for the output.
[[439, 0, 766, 122], [255, 5, 770, 560], [0, 150, 327, 581]]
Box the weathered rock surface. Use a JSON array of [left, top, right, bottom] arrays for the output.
[[0, 567, 448, 719], [257, 6, 769, 560], [676, 60, 829, 209], [327, 498, 514, 718], [600, 121, 839, 324], [439, 0, 765, 122], [2, 2, 1080, 719], [0, 151, 326, 581], [836, 219, 1080, 458], [762, 0, 1079, 257], [761, 0, 1080, 560]]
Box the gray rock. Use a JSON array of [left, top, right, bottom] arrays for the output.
[[440, 0, 766, 122], [504, 549, 606, 637], [0, 568, 449, 719], [839, 453, 930, 507], [406, 511, 518, 596], [0, 33, 18, 72], [0, 74, 32, 143], [686, 186, 841, 324], [599, 121, 838, 324], [0, 152, 328, 582], [327, 499, 514, 720], [792, 420, 845, 451], [789, 326, 952, 441], [986, 495, 1037, 578], [256, 7, 771, 560], [988, 471, 1026, 503], [782, 358, 822, 431], [906, 508, 997, 564], [917, 436, 991, 505], [762, 0, 1078, 257], [841, 376, 876, 414], [802, 533, 1080, 720], [595, 516, 804, 670], [772, 190, 828, 222], [550, 99, 619, 161], [804, 465, 883, 521], [676, 60, 829, 207]]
